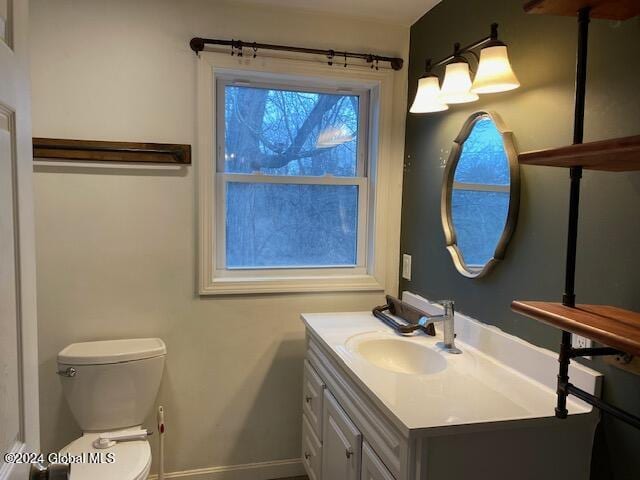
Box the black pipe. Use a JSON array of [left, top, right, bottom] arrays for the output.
[[190, 37, 404, 71], [573, 8, 590, 146], [563, 7, 590, 308], [567, 384, 640, 430], [557, 6, 592, 421], [569, 347, 622, 358], [555, 331, 572, 419]]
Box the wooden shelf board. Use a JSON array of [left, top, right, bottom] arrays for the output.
[[511, 301, 640, 356], [524, 0, 640, 20], [518, 135, 640, 171], [33, 138, 192, 164]]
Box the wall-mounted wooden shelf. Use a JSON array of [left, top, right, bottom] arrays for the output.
[[511, 301, 640, 356], [33, 138, 192, 164], [518, 135, 640, 171], [524, 0, 640, 20]]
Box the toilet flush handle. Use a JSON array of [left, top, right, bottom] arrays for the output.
[[56, 367, 76, 378]]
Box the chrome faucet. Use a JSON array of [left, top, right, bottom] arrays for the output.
[[417, 300, 461, 354]]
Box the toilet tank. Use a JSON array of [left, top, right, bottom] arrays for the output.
[[57, 338, 166, 432]]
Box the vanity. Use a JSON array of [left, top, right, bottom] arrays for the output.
[[300, 293, 602, 480]]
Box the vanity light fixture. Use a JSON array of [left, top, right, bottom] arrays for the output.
[[409, 60, 449, 113], [409, 23, 518, 114]]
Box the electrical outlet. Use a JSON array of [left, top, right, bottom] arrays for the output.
[[572, 334, 593, 360], [402, 254, 412, 281]]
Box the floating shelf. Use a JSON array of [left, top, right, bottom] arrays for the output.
[[524, 0, 640, 20], [518, 135, 640, 171], [511, 301, 640, 356], [33, 138, 192, 165]]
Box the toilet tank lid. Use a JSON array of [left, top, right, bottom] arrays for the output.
[[58, 338, 166, 365]]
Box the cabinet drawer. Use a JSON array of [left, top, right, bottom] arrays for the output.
[[302, 414, 322, 480], [362, 441, 396, 480], [303, 359, 325, 440]]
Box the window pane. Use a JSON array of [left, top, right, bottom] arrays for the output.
[[226, 183, 358, 268], [451, 189, 509, 266], [223, 85, 360, 176], [454, 117, 509, 186]]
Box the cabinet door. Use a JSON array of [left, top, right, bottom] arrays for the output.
[[361, 442, 395, 480], [322, 390, 362, 480], [303, 360, 325, 440]]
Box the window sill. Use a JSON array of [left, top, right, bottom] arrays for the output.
[[199, 274, 384, 295]]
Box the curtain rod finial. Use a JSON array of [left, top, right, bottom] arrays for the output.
[[390, 58, 403, 71], [190, 37, 205, 54]]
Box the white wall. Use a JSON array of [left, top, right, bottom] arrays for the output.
[[30, 0, 409, 474]]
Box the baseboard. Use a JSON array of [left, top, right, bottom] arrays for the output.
[[147, 458, 305, 480]]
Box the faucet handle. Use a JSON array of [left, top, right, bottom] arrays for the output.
[[436, 299, 455, 309]]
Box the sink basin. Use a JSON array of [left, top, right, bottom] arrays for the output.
[[346, 333, 447, 375]]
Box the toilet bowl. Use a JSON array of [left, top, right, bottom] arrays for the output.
[[57, 338, 166, 480], [61, 429, 151, 480]]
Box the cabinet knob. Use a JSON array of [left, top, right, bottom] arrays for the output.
[[345, 447, 354, 459], [304, 451, 311, 460], [305, 396, 313, 404]]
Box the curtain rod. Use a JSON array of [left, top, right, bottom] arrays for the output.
[[189, 37, 404, 71]]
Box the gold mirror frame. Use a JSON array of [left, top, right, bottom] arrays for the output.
[[441, 111, 520, 278]]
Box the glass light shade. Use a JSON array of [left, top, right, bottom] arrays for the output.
[[471, 45, 520, 94], [440, 62, 479, 104], [409, 75, 448, 113]]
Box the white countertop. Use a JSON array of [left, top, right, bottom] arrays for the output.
[[302, 311, 596, 435]]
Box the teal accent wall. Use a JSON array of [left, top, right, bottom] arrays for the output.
[[401, 1, 640, 478]]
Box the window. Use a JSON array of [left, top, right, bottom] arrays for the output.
[[216, 80, 368, 270], [197, 53, 399, 294]]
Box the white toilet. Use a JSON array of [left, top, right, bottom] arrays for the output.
[[57, 338, 167, 480]]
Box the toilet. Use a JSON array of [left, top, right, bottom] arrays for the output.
[[57, 338, 167, 480]]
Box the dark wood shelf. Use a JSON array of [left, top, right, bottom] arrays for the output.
[[518, 135, 640, 171], [33, 138, 192, 165], [524, 0, 640, 20], [511, 301, 640, 356]]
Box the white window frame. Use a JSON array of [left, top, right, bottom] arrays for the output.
[[197, 52, 398, 295]]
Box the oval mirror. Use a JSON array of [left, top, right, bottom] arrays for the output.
[[441, 111, 520, 278]]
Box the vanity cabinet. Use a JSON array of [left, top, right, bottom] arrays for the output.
[[301, 319, 598, 480]]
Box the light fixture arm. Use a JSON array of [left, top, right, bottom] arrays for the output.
[[431, 23, 500, 69]]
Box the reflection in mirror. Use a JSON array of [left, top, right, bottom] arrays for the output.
[[441, 112, 519, 278]]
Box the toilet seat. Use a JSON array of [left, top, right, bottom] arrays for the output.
[[61, 428, 151, 480]]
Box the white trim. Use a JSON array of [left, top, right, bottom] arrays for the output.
[[147, 458, 304, 480], [197, 52, 397, 295]]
